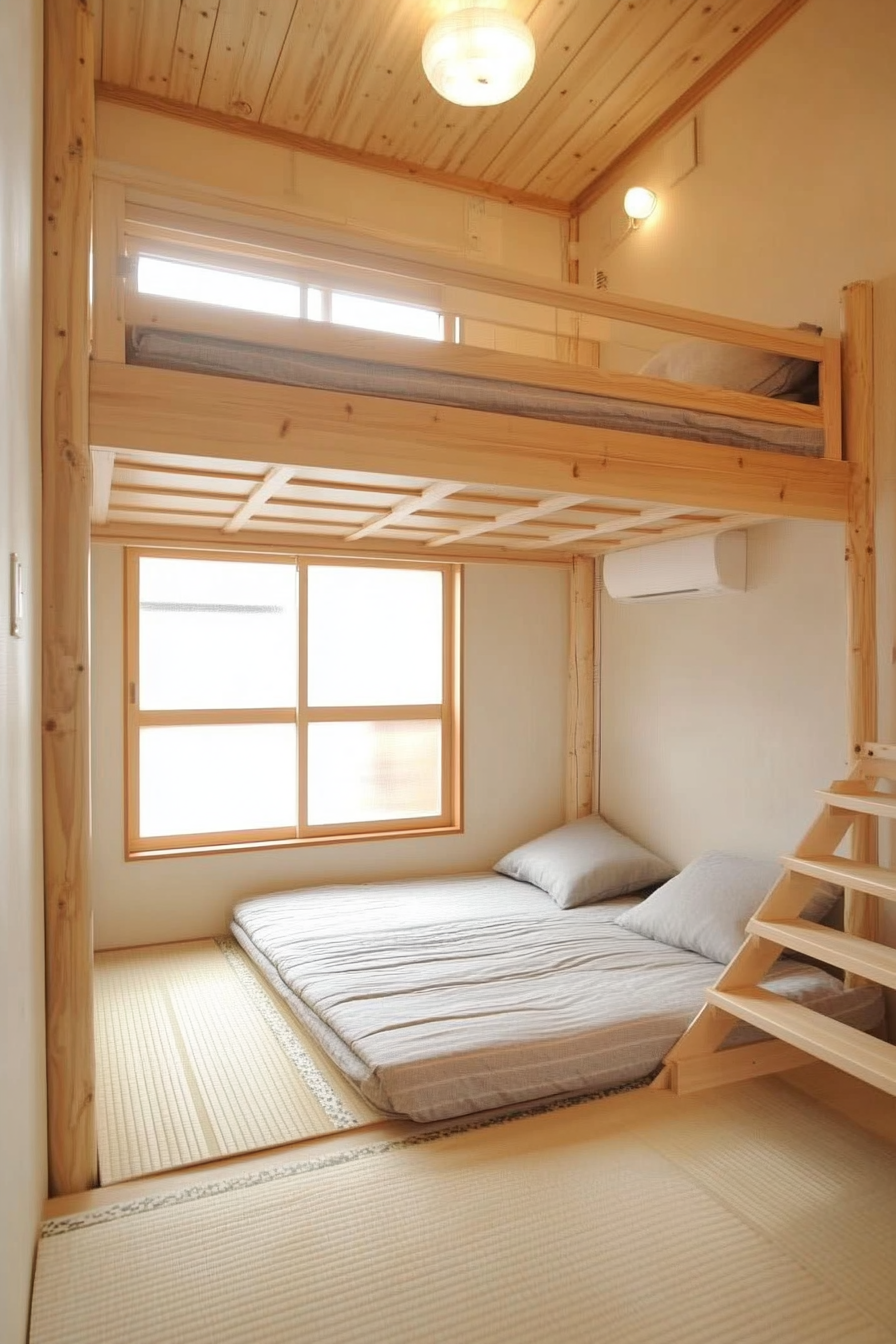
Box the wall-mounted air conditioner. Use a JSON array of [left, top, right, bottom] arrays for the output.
[[602, 530, 747, 603]]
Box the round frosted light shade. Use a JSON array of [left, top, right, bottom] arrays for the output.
[[623, 186, 658, 221], [422, 8, 536, 107]]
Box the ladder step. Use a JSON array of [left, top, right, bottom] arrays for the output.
[[749, 918, 896, 990], [783, 853, 896, 900], [816, 785, 896, 820], [705, 986, 896, 1097]]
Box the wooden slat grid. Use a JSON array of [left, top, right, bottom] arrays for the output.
[[91, 447, 770, 558], [95, 0, 808, 209]]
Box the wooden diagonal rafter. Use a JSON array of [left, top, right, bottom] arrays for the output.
[[346, 480, 463, 541], [426, 493, 592, 549], [519, 505, 688, 551], [222, 464, 294, 533]]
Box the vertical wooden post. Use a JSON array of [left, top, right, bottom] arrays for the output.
[[841, 280, 878, 951], [42, 0, 97, 1194], [566, 556, 595, 821]]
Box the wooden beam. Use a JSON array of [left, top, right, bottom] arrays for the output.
[[346, 481, 462, 542], [91, 520, 576, 567], [842, 280, 879, 951], [426, 493, 591, 549], [670, 1039, 814, 1095], [94, 82, 570, 219], [520, 504, 686, 551], [43, 0, 97, 1195], [89, 362, 851, 522], [223, 464, 294, 533], [92, 177, 126, 362], [572, 0, 811, 215], [89, 448, 116, 524], [566, 556, 595, 821]]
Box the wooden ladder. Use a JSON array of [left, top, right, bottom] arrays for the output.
[[660, 745, 896, 1097]]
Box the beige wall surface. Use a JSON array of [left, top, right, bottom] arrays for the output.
[[95, 102, 564, 277], [581, 0, 896, 1012], [91, 553, 568, 948], [0, 0, 46, 1337]]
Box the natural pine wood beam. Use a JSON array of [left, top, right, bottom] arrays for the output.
[[43, 0, 98, 1195]]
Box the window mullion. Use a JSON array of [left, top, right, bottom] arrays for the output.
[[297, 560, 309, 835]]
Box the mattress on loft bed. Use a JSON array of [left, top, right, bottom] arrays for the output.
[[127, 327, 825, 458], [231, 872, 883, 1123]]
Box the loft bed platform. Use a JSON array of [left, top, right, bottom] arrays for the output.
[[87, 194, 850, 555]]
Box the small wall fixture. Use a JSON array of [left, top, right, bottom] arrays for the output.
[[422, 8, 536, 107], [623, 186, 658, 225]]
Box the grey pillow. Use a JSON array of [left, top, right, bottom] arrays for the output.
[[494, 815, 675, 910], [615, 852, 840, 964], [640, 338, 817, 400]]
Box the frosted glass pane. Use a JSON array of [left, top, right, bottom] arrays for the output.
[[307, 720, 441, 825], [307, 567, 442, 707], [139, 557, 297, 710], [137, 256, 302, 317], [139, 724, 296, 837], [330, 291, 442, 340]]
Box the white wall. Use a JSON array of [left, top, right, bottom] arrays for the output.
[[95, 102, 564, 277], [91, 551, 568, 948], [0, 0, 46, 1337], [580, 0, 896, 909], [600, 521, 846, 866]]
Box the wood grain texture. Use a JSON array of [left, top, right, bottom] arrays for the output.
[[43, 0, 98, 1195], [96, 0, 808, 207], [566, 556, 594, 821], [842, 280, 879, 950], [89, 361, 850, 521]]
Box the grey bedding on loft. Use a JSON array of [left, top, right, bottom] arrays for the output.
[[127, 326, 824, 457]]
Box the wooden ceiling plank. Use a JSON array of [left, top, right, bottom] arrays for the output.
[[349, 0, 544, 167], [572, 0, 810, 212], [131, 0, 183, 96], [101, 0, 145, 84], [198, 0, 300, 120], [223, 462, 295, 532], [463, 0, 682, 187], [346, 480, 464, 541], [90, 449, 116, 525], [423, 0, 616, 177], [426, 492, 592, 548], [518, 504, 688, 551], [510, 0, 731, 196], [168, 0, 222, 104], [91, 0, 104, 76], [532, 0, 784, 199], [94, 83, 569, 215]]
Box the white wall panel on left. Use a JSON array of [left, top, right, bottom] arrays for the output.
[[0, 0, 47, 1336]]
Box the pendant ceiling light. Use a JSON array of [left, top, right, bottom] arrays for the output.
[[422, 7, 536, 108]]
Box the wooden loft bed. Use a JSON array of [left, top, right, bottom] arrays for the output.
[[44, 2, 879, 1201]]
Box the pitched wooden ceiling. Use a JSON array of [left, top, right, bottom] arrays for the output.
[[96, 0, 806, 213]]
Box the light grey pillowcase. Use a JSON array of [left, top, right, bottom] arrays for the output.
[[494, 815, 675, 911], [640, 339, 816, 400], [615, 852, 840, 964]]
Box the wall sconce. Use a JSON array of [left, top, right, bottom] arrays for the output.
[[623, 186, 658, 228], [623, 187, 658, 227]]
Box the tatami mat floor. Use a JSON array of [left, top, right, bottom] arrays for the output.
[[33, 1078, 896, 1344], [93, 939, 382, 1183]]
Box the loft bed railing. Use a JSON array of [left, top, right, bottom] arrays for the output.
[[87, 193, 850, 553]]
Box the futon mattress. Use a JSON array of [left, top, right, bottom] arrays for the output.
[[232, 873, 883, 1123], [128, 327, 824, 457]]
